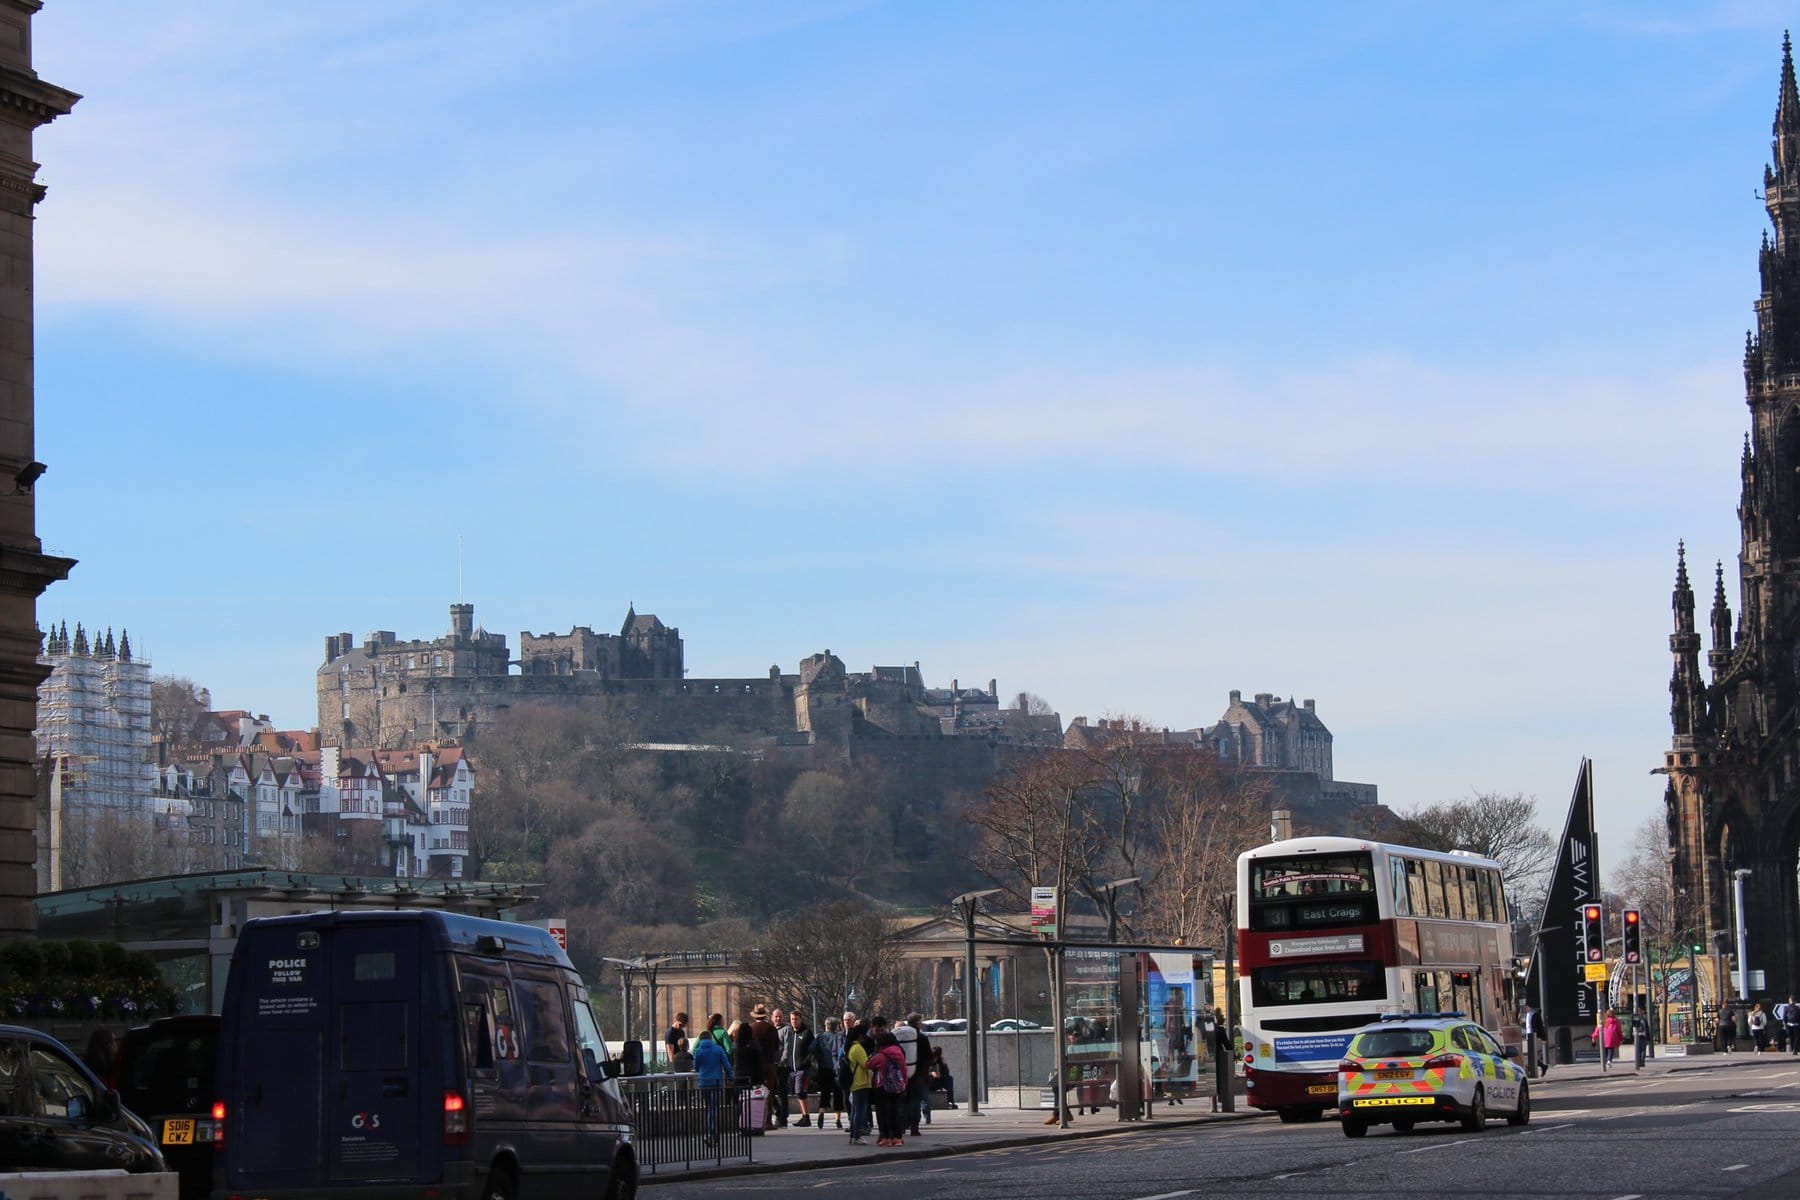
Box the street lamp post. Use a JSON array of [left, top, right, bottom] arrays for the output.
[[1097, 876, 1141, 942], [951, 888, 1000, 1116], [1733, 868, 1753, 1002]]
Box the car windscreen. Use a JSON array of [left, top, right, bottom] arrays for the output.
[[120, 1026, 216, 1113], [1351, 1028, 1436, 1058]]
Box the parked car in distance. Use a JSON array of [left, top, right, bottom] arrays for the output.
[[921, 1019, 967, 1033], [0, 1023, 166, 1175], [988, 1019, 1044, 1032], [115, 1014, 219, 1199]]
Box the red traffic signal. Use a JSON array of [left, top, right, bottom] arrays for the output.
[[1623, 908, 1642, 964], [1581, 904, 1605, 962]]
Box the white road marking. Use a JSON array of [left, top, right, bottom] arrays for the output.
[[1129, 1192, 1193, 1200], [1401, 1137, 1474, 1154], [1723, 1164, 1748, 1172]]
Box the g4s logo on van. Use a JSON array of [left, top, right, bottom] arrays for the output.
[[350, 1112, 382, 1130]]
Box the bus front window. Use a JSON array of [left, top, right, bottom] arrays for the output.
[[1248, 961, 1388, 1007]]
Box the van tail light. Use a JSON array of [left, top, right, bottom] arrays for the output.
[[211, 1101, 226, 1149], [444, 1090, 469, 1145], [1422, 1053, 1463, 1071]]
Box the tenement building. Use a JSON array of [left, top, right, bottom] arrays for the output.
[[1664, 36, 1800, 997]]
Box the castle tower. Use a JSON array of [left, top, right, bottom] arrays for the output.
[[0, 4, 76, 939], [1664, 34, 1800, 997]]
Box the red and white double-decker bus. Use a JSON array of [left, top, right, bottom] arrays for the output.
[[1236, 836, 1516, 1122]]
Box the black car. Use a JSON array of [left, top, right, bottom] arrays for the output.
[[116, 1015, 218, 1199], [0, 1023, 165, 1175]]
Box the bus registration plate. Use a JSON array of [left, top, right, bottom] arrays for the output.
[[162, 1119, 195, 1145], [1306, 1084, 1335, 1095]]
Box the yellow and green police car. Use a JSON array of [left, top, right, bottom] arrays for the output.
[[1336, 1013, 1529, 1137]]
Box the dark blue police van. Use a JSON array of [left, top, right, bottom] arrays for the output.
[[212, 910, 635, 1200]]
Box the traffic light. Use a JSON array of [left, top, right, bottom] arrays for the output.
[[1622, 909, 1641, 964], [1581, 903, 1604, 961]]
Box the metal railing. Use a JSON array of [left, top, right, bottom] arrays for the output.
[[619, 1075, 756, 1173]]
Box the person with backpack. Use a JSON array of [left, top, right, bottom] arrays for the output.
[[845, 1020, 874, 1145], [866, 1020, 910, 1147], [1749, 1002, 1771, 1053]]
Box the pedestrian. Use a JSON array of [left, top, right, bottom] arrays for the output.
[[702, 1012, 733, 1057], [866, 1021, 910, 1147], [813, 1016, 846, 1130], [1720, 1001, 1738, 1053], [1520, 1002, 1547, 1079], [1595, 1008, 1623, 1069], [901, 1012, 932, 1136], [926, 1044, 955, 1112], [693, 1022, 728, 1146], [1775, 996, 1793, 1053], [1631, 1005, 1650, 1070], [784, 1010, 816, 1127], [1784, 995, 1800, 1055], [664, 1011, 693, 1072], [764, 1006, 790, 1127], [750, 1004, 781, 1128], [730, 1019, 765, 1133], [1749, 1002, 1771, 1053], [81, 1028, 118, 1087], [845, 1019, 874, 1145]]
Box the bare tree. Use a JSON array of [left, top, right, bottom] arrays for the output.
[[150, 675, 210, 752], [967, 751, 1100, 911], [465, 705, 596, 877], [737, 901, 908, 1017], [57, 804, 186, 888], [1136, 752, 1271, 947], [1609, 816, 1678, 950], [1396, 791, 1555, 914]]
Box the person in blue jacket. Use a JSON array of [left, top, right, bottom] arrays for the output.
[[695, 1027, 729, 1145]]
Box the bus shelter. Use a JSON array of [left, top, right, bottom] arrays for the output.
[[945, 943, 1221, 1119]]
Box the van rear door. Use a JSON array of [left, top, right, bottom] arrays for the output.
[[326, 923, 432, 1184], [226, 932, 326, 1186]]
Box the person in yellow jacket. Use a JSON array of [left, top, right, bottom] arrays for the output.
[[845, 1021, 874, 1144]]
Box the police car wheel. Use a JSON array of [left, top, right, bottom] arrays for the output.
[[1459, 1085, 1486, 1132], [1393, 1118, 1414, 1133], [1506, 1082, 1530, 1127], [1341, 1117, 1367, 1138]]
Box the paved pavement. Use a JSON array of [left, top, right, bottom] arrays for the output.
[[638, 1044, 1793, 1186], [638, 1091, 1252, 1184]]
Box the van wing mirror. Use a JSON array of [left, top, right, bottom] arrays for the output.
[[600, 1058, 623, 1080], [620, 1040, 644, 1077]]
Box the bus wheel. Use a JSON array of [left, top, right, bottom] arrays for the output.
[[1277, 1107, 1305, 1123], [1341, 1117, 1367, 1138], [1460, 1086, 1486, 1132]]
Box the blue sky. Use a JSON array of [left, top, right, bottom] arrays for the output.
[[26, 1, 1794, 864]]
